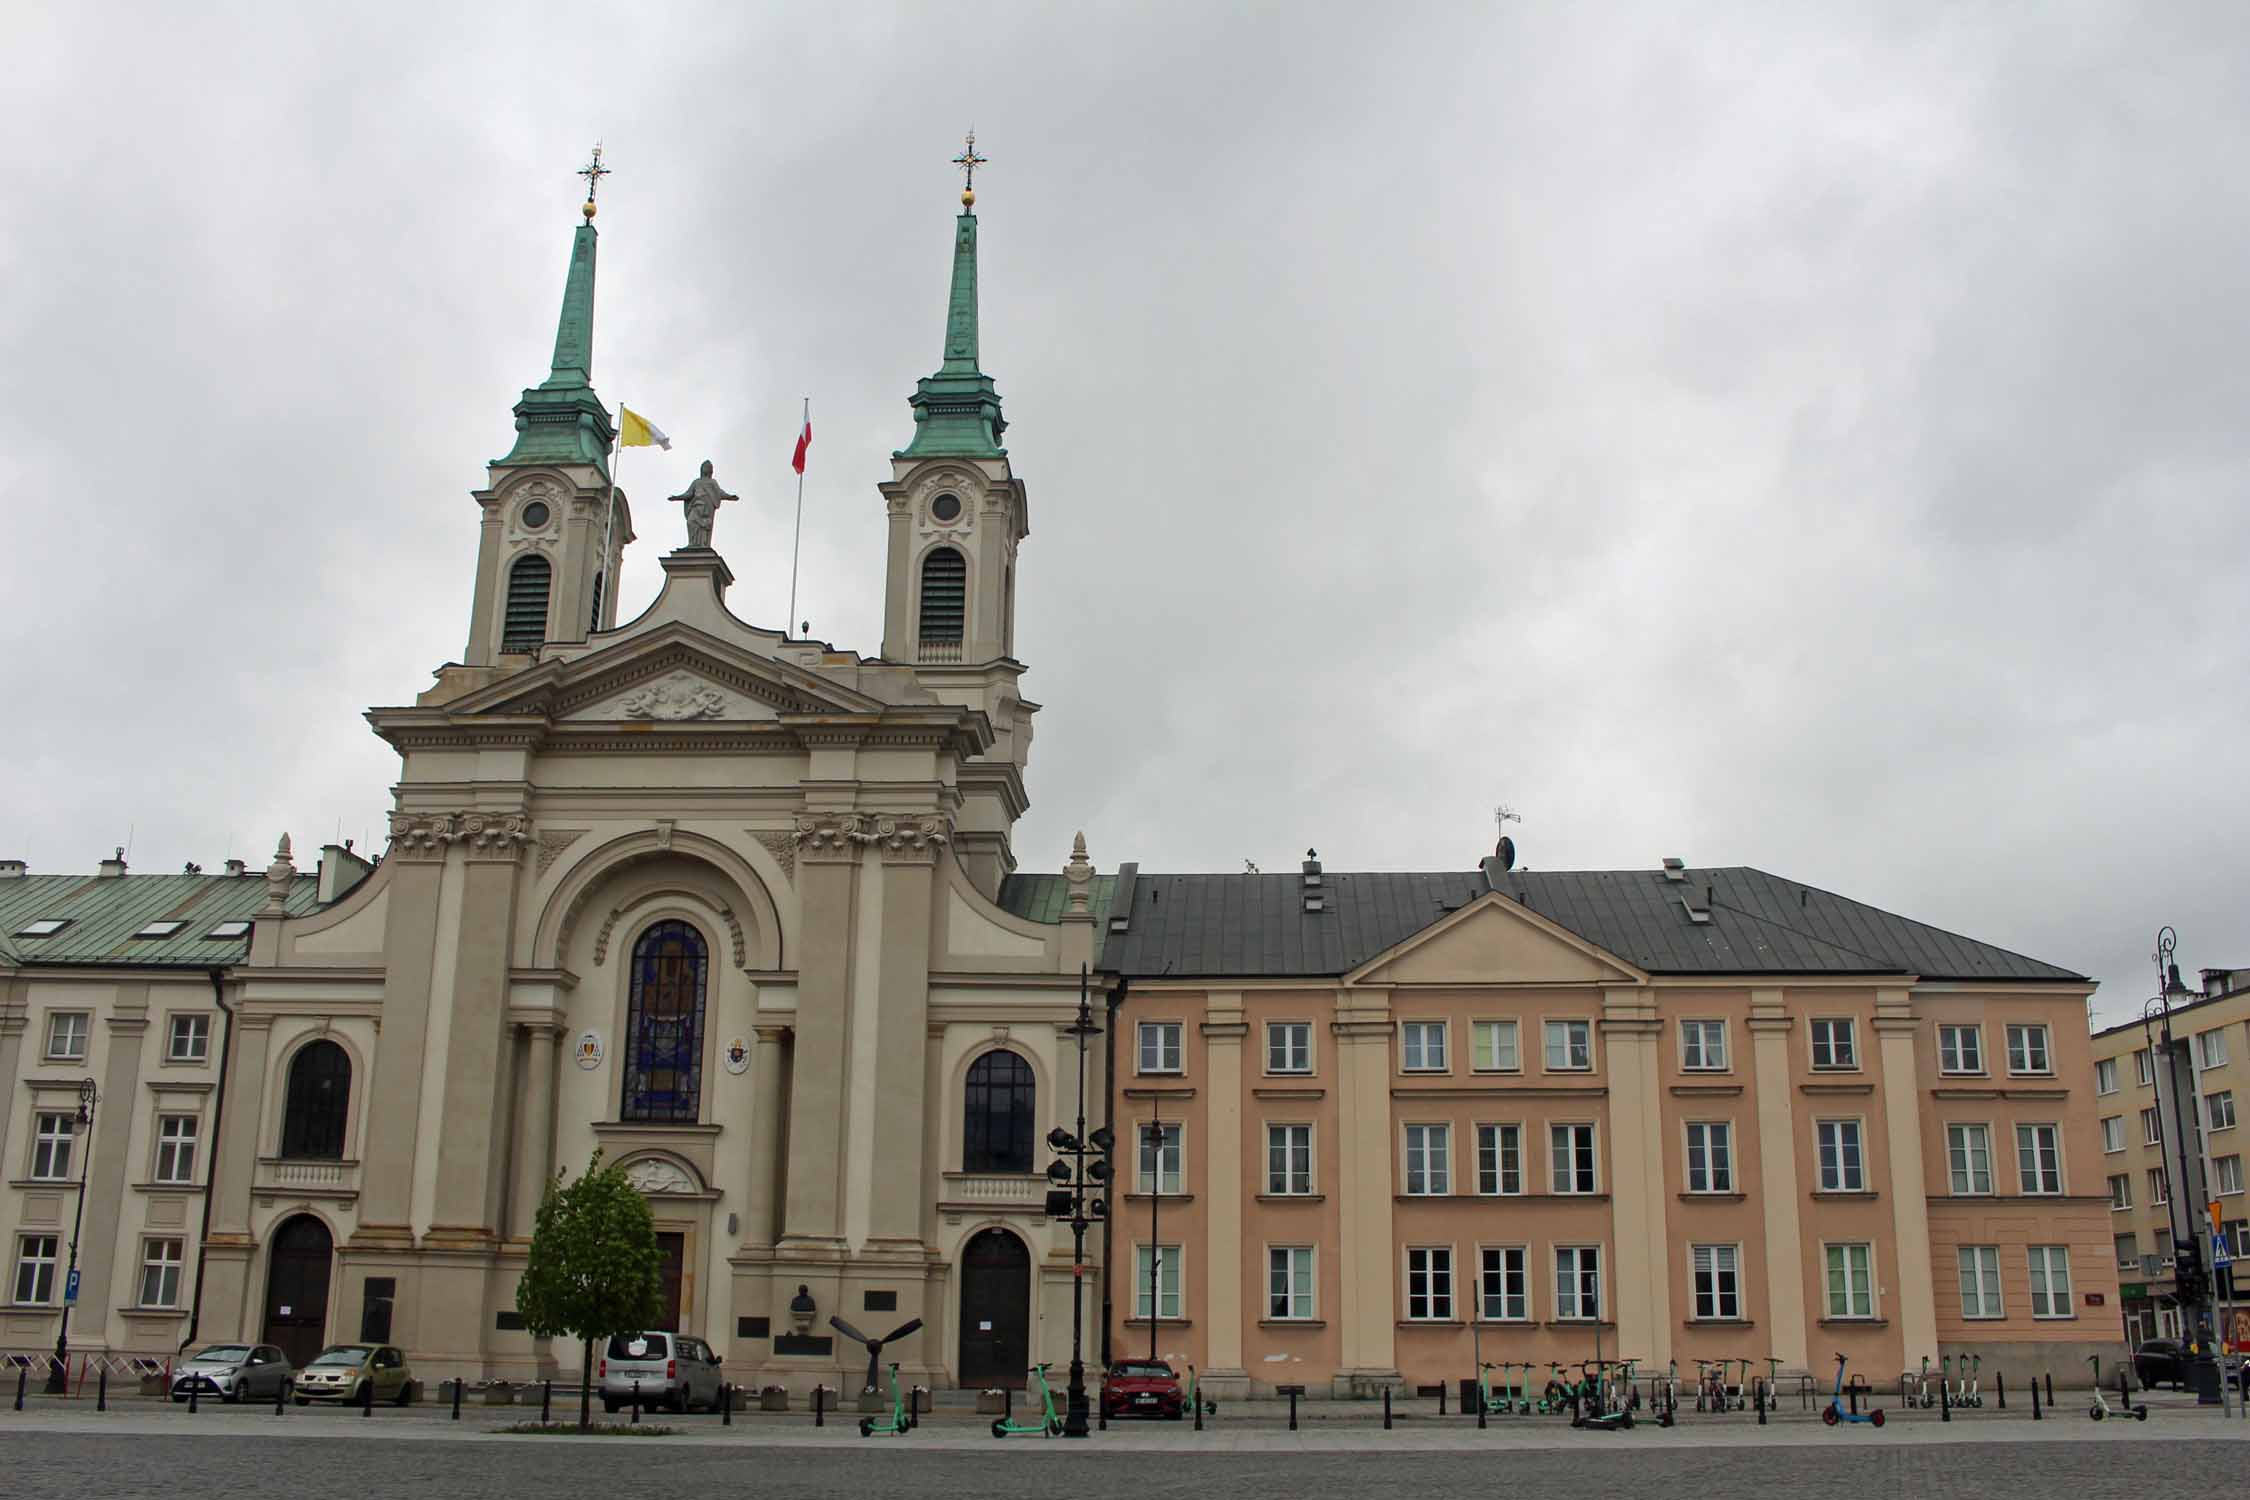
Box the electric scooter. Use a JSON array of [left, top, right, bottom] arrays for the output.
[[2088, 1355, 2147, 1421], [1960, 1353, 1982, 1408], [1820, 1351, 1885, 1427], [990, 1362, 1063, 1438], [1905, 1356, 1936, 1409], [859, 1361, 912, 1437], [1569, 1360, 1635, 1431]]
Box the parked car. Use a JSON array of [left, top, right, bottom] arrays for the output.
[[599, 1331, 727, 1413], [171, 1343, 293, 1403], [1101, 1359, 1185, 1420], [293, 1343, 414, 1405], [2133, 1339, 2193, 1390]]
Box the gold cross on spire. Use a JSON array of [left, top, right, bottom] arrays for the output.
[[952, 131, 987, 207], [577, 142, 610, 220]]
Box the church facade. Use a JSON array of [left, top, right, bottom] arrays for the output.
[[0, 172, 2119, 1398]]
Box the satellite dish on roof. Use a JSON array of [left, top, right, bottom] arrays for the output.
[[1496, 836, 1516, 872]]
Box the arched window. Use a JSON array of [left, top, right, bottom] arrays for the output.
[[962, 1049, 1036, 1173], [622, 921, 708, 1123], [918, 547, 966, 654], [502, 554, 552, 652], [280, 1040, 351, 1160]]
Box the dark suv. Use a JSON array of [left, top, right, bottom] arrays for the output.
[[2133, 1340, 2188, 1390]]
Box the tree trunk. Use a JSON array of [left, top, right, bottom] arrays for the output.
[[580, 1337, 593, 1429]]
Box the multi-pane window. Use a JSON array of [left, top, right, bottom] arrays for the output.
[[1406, 1247, 1454, 1320], [154, 1115, 198, 1185], [2136, 1048, 2154, 1086], [31, 1113, 74, 1181], [2150, 1167, 2170, 1205], [1685, 1122, 1734, 1193], [2115, 1232, 2139, 1268], [45, 1012, 89, 1061], [1133, 1245, 1182, 1319], [1680, 1020, 1727, 1072], [1479, 1246, 1528, 1321], [2210, 1091, 2237, 1131], [2200, 1029, 2231, 1069], [1554, 1246, 1602, 1321], [1268, 1247, 1314, 1320], [280, 1039, 351, 1158], [2218, 1155, 2245, 1196], [167, 1013, 211, 1063], [1691, 1244, 1740, 1320], [2101, 1116, 2126, 1153], [139, 1237, 184, 1308], [1544, 1020, 1592, 1071], [2095, 1057, 2118, 1094], [619, 922, 706, 1124], [2006, 1024, 2051, 1074], [1267, 1124, 1312, 1195], [1405, 1124, 1452, 1195], [1266, 1022, 1312, 1074], [2027, 1246, 2073, 1318], [12, 1235, 58, 1304], [1958, 1246, 2002, 1319], [1938, 1025, 1984, 1074], [2108, 1173, 2132, 1210], [2141, 1107, 2163, 1145], [2016, 1124, 2063, 1195], [1825, 1243, 1875, 1318], [1550, 1123, 1597, 1194], [1810, 1018, 1857, 1069], [1400, 1022, 1448, 1073], [1472, 1020, 1519, 1073], [1138, 1123, 1183, 1194], [1946, 1124, 1993, 1195], [1476, 1123, 1522, 1196], [1138, 1022, 1183, 1074], [961, 1050, 1036, 1173], [1816, 1119, 1865, 1192]]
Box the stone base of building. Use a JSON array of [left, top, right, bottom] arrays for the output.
[[1938, 1338, 2131, 1391]]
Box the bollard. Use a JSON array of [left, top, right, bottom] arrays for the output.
[[2031, 1375, 2041, 1420], [190, 1378, 201, 1414], [1941, 1377, 1950, 1422], [814, 1383, 824, 1427], [1193, 1389, 1202, 1432], [1288, 1387, 1299, 1432], [1383, 1384, 1394, 1429], [631, 1379, 641, 1425], [1438, 1382, 1447, 1417], [98, 1368, 107, 1412], [2045, 1372, 2053, 1409], [275, 1376, 286, 1415], [1756, 1378, 1766, 1425], [1996, 1371, 2005, 1410], [1475, 1376, 1486, 1429], [451, 1376, 463, 1421], [542, 1379, 552, 1424], [361, 1375, 373, 1418], [15, 1363, 25, 1411], [721, 1382, 732, 1426]]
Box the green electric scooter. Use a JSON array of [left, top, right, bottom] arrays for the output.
[[858, 1361, 913, 1437], [990, 1362, 1064, 1438]]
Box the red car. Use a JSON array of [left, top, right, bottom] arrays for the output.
[[1102, 1359, 1185, 1419]]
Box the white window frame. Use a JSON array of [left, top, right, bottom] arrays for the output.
[[154, 1114, 198, 1185], [1400, 1021, 1449, 1074], [2095, 1057, 2119, 1095], [2209, 1090, 2237, 1132], [2108, 1172, 2132, 1210], [1137, 1122, 1184, 1195], [1937, 1024, 1984, 1075], [139, 1236, 184, 1309], [1549, 1121, 1598, 1194], [2015, 1122, 2063, 1196], [1406, 1246, 1455, 1321], [2006, 1023, 2052, 1076], [1946, 1122, 1993, 1196], [2142, 1107, 2163, 1146], [30, 1112, 74, 1182], [2135, 1048, 2154, 1086], [1133, 1243, 1183, 1320], [1543, 1018, 1592, 1072], [1136, 1021, 1183, 1075], [1958, 1245, 2003, 1319], [2150, 1167, 2170, 1205], [1554, 1244, 1603, 1322], [13, 1234, 59, 1305], [2100, 1115, 2125, 1153], [2200, 1029, 2231, 1070], [1404, 1123, 1452, 1196], [1478, 1245, 1529, 1322], [1690, 1243, 1740, 1320], [1685, 1121, 1734, 1194], [1267, 1245, 1315, 1321], [1472, 1019, 1520, 1073], [2218, 1155, 2245, 1197], [1266, 1122, 1313, 1196], [1815, 1118, 1865, 1193], [1265, 1021, 1313, 1075], [166, 1013, 211, 1064], [1476, 1122, 1523, 1196], [45, 1011, 89, 1062], [2027, 1245, 2073, 1319], [1679, 1019, 1728, 1072], [1810, 1017, 1857, 1070], [1824, 1242, 1876, 1319]]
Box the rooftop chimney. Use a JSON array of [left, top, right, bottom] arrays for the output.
[[1661, 857, 1687, 882], [1301, 849, 1325, 912], [0, 859, 25, 878], [224, 858, 248, 877], [98, 846, 127, 878]]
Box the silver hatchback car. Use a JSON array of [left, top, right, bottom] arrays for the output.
[[171, 1343, 293, 1403], [599, 1332, 726, 1413]]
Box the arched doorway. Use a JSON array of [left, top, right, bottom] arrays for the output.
[[957, 1228, 1030, 1389], [261, 1215, 333, 1368]]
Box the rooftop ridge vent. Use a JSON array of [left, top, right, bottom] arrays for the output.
[[1681, 882, 1712, 925]]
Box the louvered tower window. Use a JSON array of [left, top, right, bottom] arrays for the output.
[[589, 566, 605, 632], [502, 555, 551, 652], [918, 547, 966, 660]]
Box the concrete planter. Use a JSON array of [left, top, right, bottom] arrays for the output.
[[975, 1390, 1008, 1415], [759, 1389, 789, 1412], [482, 1382, 516, 1406], [140, 1375, 168, 1397], [857, 1390, 887, 1414]]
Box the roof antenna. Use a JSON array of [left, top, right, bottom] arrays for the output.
[[1492, 804, 1521, 872], [1244, 859, 1260, 874]]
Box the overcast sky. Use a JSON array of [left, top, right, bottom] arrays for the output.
[[4, 2, 2245, 1022]]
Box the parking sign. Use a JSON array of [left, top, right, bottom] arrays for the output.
[[64, 1267, 80, 1304]]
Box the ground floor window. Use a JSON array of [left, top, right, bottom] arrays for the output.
[[1826, 1243, 1875, 1319], [2028, 1245, 2073, 1318], [1406, 1247, 1454, 1321], [1554, 1245, 1601, 1321], [1268, 1247, 1314, 1320], [140, 1237, 184, 1308], [13, 1234, 57, 1304], [1690, 1243, 1739, 1320]]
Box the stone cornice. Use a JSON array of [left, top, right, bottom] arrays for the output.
[[387, 810, 532, 863]]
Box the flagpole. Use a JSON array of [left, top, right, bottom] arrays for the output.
[[597, 431, 620, 632], [787, 395, 808, 636]]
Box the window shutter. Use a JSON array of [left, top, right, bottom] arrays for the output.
[[503, 555, 552, 652]]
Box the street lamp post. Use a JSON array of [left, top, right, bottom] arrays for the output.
[[2144, 927, 2224, 1407], [1045, 965, 1111, 1438], [45, 1078, 98, 1395]]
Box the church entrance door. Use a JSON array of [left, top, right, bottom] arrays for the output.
[[957, 1228, 1029, 1389], [261, 1215, 334, 1369], [655, 1232, 685, 1331]]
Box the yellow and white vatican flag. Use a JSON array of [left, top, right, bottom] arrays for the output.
[[620, 405, 671, 450]]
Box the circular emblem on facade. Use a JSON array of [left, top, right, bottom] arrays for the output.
[[520, 499, 552, 530], [575, 1030, 604, 1070], [724, 1037, 749, 1074], [930, 492, 962, 523]]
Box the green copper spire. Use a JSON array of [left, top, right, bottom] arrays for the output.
[[899, 138, 1006, 459], [498, 159, 616, 474]]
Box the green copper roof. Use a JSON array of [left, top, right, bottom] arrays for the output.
[[498, 219, 615, 475], [0, 872, 322, 968], [898, 211, 1007, 459]]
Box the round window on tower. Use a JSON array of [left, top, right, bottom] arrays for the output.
[[930, 492, 962, 524], [520, 499, 552, 530]]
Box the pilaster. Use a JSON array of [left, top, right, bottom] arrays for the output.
[[1876, 986, 1939, 1364], [509, 1023, 562, 1241], [1330, 985, 1400, 1396], [864, 817, 944, 1249], [78, 990, 150, 1342], [744, 1026, 790, 1249], [778, 814, 861, 1251], [354, 838, 446, 1245], [1748, 990, 1808, 1369], [209, 1015, 274, 1238], [428, 820, 531, 1245], [1599, 987, 1669, 1366], [1201, 994, 1248, 1392]]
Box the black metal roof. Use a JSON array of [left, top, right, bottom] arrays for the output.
[[1076, 864, 2083, 983]]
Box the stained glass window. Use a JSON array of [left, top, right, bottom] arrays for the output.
[[622, 922, 708, 1123]]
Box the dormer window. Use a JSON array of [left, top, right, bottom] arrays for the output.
[[14, 919, 69, 938], [133, 921, 187, 940]]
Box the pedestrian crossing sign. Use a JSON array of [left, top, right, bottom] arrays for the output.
[[2215, 1233, 2234, 1269]]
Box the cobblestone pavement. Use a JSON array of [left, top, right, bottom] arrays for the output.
[[7, 1402, 2250, 1499]]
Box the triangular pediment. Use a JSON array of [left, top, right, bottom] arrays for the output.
[[446, 622, 893, 722], [1350, 891, 1645, 987]]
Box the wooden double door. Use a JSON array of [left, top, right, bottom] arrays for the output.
[[957, 1228, 1030, 1388]]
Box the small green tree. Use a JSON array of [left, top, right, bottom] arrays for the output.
[[515, 1150, 664, 1427]]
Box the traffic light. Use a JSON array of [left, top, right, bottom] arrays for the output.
[[1044, 1189, 1075, 1218]]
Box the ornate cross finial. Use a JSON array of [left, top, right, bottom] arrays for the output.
[[951, 131, 987, 207], [577, 142, 610, 220]]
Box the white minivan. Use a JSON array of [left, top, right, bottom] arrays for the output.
[[599, 1331, 726, 1413]]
